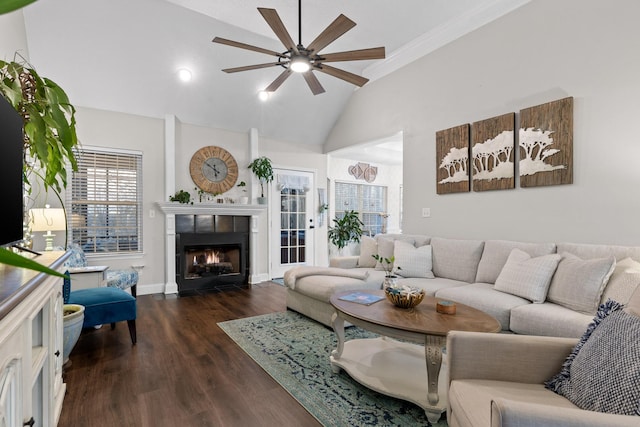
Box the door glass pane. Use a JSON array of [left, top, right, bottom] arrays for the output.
[[278, 185, 307, 266]]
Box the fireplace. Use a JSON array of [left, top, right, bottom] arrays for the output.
[[175, 215, 249, 294]]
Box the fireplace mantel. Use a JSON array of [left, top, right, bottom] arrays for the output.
[[156, 201, 266, 216], [156, 201, 267, 294]]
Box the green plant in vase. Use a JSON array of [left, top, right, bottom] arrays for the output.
[[328, 210, 364, 253], [248, 156, 273, 203], [372, 254, 401, 288]]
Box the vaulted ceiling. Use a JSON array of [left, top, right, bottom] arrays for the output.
[[21, 0, 527, 148]]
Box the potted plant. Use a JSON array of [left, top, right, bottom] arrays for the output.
[[372, 254, 401, 288], [248, 156, 273, 204], [237, 181, 249, 204], [0, 53, 79, 276], [328, 210, 364, 254], [169, 190, 192, 204]]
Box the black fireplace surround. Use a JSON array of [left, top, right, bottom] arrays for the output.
[[175, 214, 249, 294]]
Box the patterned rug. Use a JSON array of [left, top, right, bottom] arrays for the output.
[[218, 310, 447, 426]]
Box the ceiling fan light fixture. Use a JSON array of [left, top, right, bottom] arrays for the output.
[[258, 90, 270, 101], [290, 56, 310, 73]]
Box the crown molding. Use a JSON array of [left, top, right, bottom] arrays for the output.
[[363, 0, 531, 83]]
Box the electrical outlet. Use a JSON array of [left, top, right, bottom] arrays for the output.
[[422, 208, 431, 218]]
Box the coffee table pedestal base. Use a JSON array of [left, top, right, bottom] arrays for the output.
[[330, 336, 448, 424]]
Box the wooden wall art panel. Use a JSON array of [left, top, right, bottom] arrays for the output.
[[436, 124, 470, 194], [471, 113, 515, 192], [519, 97, 573, 187]]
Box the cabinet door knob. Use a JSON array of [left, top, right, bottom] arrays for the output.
[[55, 350, 60, 357], [24, 417, 35, 427]]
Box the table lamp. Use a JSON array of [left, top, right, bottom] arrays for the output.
[[29, 205, 66, 251]]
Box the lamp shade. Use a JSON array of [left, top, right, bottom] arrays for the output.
[[29, 208, 66, 232]]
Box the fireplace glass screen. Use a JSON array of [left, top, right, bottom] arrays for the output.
[[184, 245, 241, 280]]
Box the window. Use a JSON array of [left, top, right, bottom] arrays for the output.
[[334, 182, 387, 236], [68, 147, 142, 253]]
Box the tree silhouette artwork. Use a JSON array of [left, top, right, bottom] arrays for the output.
[[436, 123, 470, 194], [519, 97, 573, 187], [518, 127, 566, 176], [472, 130, 514, 181], [438, 146, 469, 184]]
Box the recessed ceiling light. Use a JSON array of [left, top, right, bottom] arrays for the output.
[[258, 91, 269, 102], [177, 68, 192, 82]]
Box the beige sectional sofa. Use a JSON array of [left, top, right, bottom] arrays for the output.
[[284, 234, 640, 337]]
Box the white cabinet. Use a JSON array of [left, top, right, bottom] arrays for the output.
[[0, 251, 68, 427]]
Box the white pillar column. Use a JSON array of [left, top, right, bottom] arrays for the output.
[[164, 115, 179, 294]]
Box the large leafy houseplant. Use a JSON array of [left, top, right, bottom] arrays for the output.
[[328, 210, 364, 250], [0, 54, 79, 276], [248, 156, 274, 199]]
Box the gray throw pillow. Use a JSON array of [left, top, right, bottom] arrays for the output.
[[393, 240, 434, 279], [494, 249, 561, 303], [547, 253, 616, 315], [357, 236, 377, 268], [545, 300, 640, 416]]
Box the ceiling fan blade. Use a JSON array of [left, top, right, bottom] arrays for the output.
[[212, 37, 285, 58], [315, 64, 369, 87], [316, 47, 385, 63], [302, 72, 325, 95], [258, 8, 299, 55], [264, 69, 293, 92], [222, 63, 283, 73], [306, 14, 356, 54]]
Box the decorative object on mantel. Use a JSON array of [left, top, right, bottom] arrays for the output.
[[436, 123, 470, 194], [169, 190, 193, 204], [237, 181, 249, 204], [472, 113, 515, 192], [248, 156, 274, 204], [519, 97, 573, 187], [348, 162, 378, 183], [190, 146, 239, 195]]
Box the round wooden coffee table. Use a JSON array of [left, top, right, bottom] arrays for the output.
[[330, 289, 500, 423]]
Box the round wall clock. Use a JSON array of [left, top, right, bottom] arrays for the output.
[[189, 146, 238, 194]]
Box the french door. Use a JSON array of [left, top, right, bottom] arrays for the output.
[[270, 169, 315, 278]]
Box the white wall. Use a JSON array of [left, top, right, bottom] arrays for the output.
[[325, 0, 640, 246], [0, 9, 29, 61]]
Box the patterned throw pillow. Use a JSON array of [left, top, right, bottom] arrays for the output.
[[494, 248, 561, 303], [545, 300, 640, 415]]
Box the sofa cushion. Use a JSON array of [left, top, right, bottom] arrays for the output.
[[449, 379, 577, 427], [475, 240, 557, 284], [601, 257, 640, 305], [547, 253, 615, 315], [556, 242, 640, 262], [494, 249, 561, 303], [393, 240, 434, 279], [431, 237, 484, 283], [435, 283, 529, 331], [545, 300, 640, 415], [357, 236, 377, 268], [374, 236, 414, 270], [510, 303, 593, 338], [398, 277, 466, 297]]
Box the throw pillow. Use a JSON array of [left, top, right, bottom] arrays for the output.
[[600, 257, 640, 305], [547, 253, 616, 315], [375, 237, 414, 271], [393, 240, 434, 279], [494, 249, 561, 303], [545, 300, 640, 416], [357, 236, 377, 268]]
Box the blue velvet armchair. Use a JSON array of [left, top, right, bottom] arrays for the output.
[[65, 243, 139, 297]]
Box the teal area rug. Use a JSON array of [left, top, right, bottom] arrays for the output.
[[218, 310, 447, 426]]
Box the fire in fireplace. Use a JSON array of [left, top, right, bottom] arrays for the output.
[[185, 246, 240, 279]]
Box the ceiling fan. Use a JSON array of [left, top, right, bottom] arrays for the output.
[[212, 0, 385, 95]]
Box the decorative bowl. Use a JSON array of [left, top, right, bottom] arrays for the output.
[[384, 285, 425, 309]]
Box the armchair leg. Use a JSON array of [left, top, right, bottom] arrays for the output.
[[127, 319, 137, 344], [131, 284, 137, 298]]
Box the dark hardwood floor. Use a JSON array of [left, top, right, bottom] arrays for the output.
[[59, 282, 322, 427]]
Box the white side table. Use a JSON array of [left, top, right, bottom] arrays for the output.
[[67, 265, 109, 290]]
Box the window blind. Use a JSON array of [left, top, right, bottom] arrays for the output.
[[68, 148, 143, 253]]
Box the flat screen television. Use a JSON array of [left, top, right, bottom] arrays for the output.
[[0, 94, 25, 247]]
